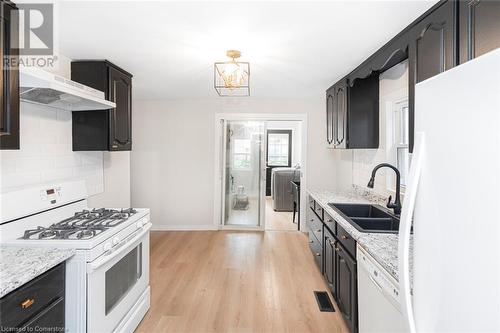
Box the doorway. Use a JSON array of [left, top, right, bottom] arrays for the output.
[[265, 121, 301, 231], [214, 114, 306, 232], [223, 120, 265, 228]]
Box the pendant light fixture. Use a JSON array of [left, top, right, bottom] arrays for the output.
[[214, 50, 250, 97]]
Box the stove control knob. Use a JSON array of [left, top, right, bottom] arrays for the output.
[[142, 217, 149, 225], [104, 242, 112, 251], [136, 221, 143, 229], [112, 237, 120, 245]]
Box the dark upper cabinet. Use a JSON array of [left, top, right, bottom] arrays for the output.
[[326, 76, 378, 150], [334, 81, 348, 149], [108, 66, 132, 150], [335, 243, 357, 333], [459, 0, 500, 63], [409, 1, 457, 83], [326, 88, 334, 148], [0, 1, 19, 150], [408, 1, 457, 150], [71, 61, 132, 151], [349, 32, 409, 84]]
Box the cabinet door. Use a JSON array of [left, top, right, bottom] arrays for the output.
[[459, 0, 500, 63], [0, 2, 19, 150], [336, 243, 357, 333], [323, 230, 336, 296], [335, 85, 347, 149], [410, 2, 456, 83], [326, 89, 335, 148], [108, 67, 132, 151], [408, 1, 456, 151]]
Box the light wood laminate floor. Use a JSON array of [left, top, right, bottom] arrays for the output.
[[265, 197, 297, 231], [136, 231, 349, 333]]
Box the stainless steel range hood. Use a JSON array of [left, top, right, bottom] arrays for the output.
[[20, 67, 116, 111]]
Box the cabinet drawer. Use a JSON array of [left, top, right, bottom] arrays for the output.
[[323, 212, 336, 234], [0, 263, 65, 329], [314, 204, 324, 220], [21, 297, 64, 332], [309, 196, 315, 210], [308, 211, 323, 241], [308, 231, 323, 271], [337, 224, 356, 258]]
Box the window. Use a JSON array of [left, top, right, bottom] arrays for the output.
[[233, 139, 252, 169], [267, 130, 292, 167], [390, 101, 410, 187]]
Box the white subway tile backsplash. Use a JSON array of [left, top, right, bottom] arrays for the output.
[[41, 143, 73, 155], [1, 171, 41, 188], [0, 103, 104, 196], [14, 157, 53, 172], [42, 167, 74, 182], [0, 158, 16, 173], [53, 155, 81, 168]]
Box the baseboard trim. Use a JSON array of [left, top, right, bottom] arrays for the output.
[[151, 225, 218, 231]]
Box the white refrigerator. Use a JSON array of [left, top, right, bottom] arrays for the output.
[[398, 48, 500, 332]]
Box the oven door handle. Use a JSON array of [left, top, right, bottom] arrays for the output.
[[88, 223, 151, 273]]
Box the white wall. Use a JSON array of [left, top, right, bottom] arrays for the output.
[[88, 152, 130, 208], [0, 103, 104, 196], [131, 98, 338, 230], [331, 61, 409, 197], [267, 120, 302, 167]]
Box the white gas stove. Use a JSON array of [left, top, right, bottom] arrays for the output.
[[0, 181, 151, 333]]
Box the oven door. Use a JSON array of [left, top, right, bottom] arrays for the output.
[[87, 223, 151, 333]]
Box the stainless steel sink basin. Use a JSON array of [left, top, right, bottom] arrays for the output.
[[327, 203, 400, 234]]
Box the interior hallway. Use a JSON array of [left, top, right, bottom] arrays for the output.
[[136, 231, 348, 333], [265, 197, 297, 231]]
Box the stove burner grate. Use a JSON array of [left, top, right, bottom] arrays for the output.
[[18, 208, 138, 240]]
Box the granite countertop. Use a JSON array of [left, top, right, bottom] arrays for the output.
[[0, 247, 75, 298], [307, 187, 412, 282]]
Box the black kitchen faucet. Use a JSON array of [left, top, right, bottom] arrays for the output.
[[367, 163, 402, 215]]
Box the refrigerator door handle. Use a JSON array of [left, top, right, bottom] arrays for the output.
[[398, 132, 425, 333]]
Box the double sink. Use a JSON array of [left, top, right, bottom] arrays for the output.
[[328, 203, 400, 234]]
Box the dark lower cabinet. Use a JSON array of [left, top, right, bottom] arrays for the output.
[[0, 1, 19, 150], [0, 263, 66, 331], [308, 228, 323, 272], [459, 0, 500, 63], [21, 297, 64, 331], [335, 243, 358, 333], [309, 197, 358, 333], [71, 60, 133, 151], [323, 228, 336, 295]]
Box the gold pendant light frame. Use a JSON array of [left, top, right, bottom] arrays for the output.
[[214, 50, 250, 97]]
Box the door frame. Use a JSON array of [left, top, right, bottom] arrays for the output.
[[266, 129, 293, 168], [213, 113, 308, 232]]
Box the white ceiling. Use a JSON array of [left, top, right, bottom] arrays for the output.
[[57, 1, 438, 100]]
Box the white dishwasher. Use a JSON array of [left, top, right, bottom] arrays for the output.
[[357, 244, 406, 333]]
